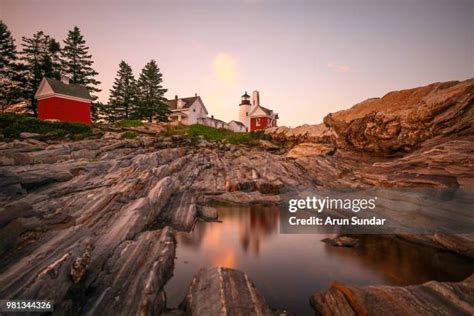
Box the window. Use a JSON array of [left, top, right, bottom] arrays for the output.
[[256, 118, 261, 126], [193, 108, 196, 112], [246, 112, 248, 116]]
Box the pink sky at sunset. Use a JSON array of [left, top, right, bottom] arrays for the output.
[[1, 0, 473, 126]]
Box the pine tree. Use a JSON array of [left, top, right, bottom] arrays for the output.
[[91, 101, 107, 122], [61, 26, 101, 99], [136, 60, 169, 122], [0, 20, 22, 111], [108, 61, 138, 121], [20, 31, 61, 116]]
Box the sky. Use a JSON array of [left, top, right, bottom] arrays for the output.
[[1, 0, 473, 126]]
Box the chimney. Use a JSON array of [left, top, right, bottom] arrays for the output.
[[175, 95, 178, 100], [61, 75, 70, 85], [211, 115, 214, 119], [195, 93, 198, 97], [252, 91, 260, 107]]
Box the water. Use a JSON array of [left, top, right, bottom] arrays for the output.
[[165, 204, 474, 315]]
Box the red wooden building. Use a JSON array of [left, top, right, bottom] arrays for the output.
[[249, 105, 278, 131], [35, 77, 93, 124]]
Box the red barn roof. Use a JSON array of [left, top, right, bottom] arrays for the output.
[[35, 77, 93, 102]]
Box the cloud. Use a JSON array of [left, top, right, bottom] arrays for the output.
[[213, 53, 237, 87], [327, 62, 352, 72], [198, 52, 240, 122]]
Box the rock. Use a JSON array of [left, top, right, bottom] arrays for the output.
[[0, 202, 40, 229], [310, 274, 474, 315], [139, 136, 155, 147], [266, 123, 335, 144], [210, 191, 281, 205], [258, 139, 280, 150], [70, 243, 93, 283], [20, 132, 41, 139], [198, 206, 218, 220], [101, 131, 121, 140], [15, 166, 74, 190], [324, 79, 474, 154], [181, 267, 279, 315], [198, 140, 213, 148], [0, 169, 24, 199], [286, 143, 335, 159], [255, 180, 283, 194], [165, 191, 197, 231], [322, 236, 359, 247], [268, 79, 474, 156], [82, 228, 175, 315], [126, 122, 164, 135]]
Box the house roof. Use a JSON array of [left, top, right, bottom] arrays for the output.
[[258, 105, 273, 116], [229, 120, 246, 127], [169, 112, 188, 118], [166, 96, 209, 114], [200, 116, 227, 125], [42, 77, 93, 100], [250, 105, 276, 118]]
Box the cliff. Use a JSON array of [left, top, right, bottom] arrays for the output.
[[268, 78, 474, 155]]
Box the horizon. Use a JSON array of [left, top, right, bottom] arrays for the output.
[[1, 0, 473, 126]]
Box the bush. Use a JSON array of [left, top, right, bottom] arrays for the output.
[[163, 124, 269, 145], [116, 119, 144, 128], [121, 131, 138, 139], [0, 113, 92, 139]]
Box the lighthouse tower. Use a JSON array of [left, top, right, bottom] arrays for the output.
[[239, 91, 251, 127]]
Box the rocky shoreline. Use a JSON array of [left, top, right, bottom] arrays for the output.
[[0, 78, 473, 314]]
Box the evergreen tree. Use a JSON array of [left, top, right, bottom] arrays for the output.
[[91, 101, 107, 122], [136, 60, 169, 122], [61, 26, 101, 98], [108, 61, 138, 121], [20, 31, 61, 116], [0, 20, 22, 111]]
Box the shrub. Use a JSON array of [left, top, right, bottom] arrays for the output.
[[121, 131, 138, 139], [116, 119, 144, 128], [0, 113, 91, 139], [163, 124, 269, 145]]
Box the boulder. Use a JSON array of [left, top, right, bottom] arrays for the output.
[[311, 274, 474, 315], [101, 132, 121, 140], [198, 206, 218, 221], [181, 267, 279, 315], [20, 132, 41, 139], [286, 143, 335, 159], [324, 79, 474, 154], [266, 123, 334, 144], [82, 229, 175, 315], [258, 139, 280, 150], [322, 236, 359, 247]]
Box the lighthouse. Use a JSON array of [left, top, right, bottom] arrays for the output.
[[239, 91, 251, 127], [238, 90, 278, 131]]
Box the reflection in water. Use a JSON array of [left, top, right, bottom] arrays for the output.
[[165, 205, 474, 315]]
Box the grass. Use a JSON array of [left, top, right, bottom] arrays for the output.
[[116, 119, 144, 128], [0, 112, 92, 140], [121, 131, 139, 139], [163, 124, 272, 145]]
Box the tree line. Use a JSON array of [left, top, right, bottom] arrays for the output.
[[0, 20, 169, 122]]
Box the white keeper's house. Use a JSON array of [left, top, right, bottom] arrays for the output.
[[166, 94, 208, 125]]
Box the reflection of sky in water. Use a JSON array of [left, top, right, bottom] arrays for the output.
[[165, 205, 474, 315]]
